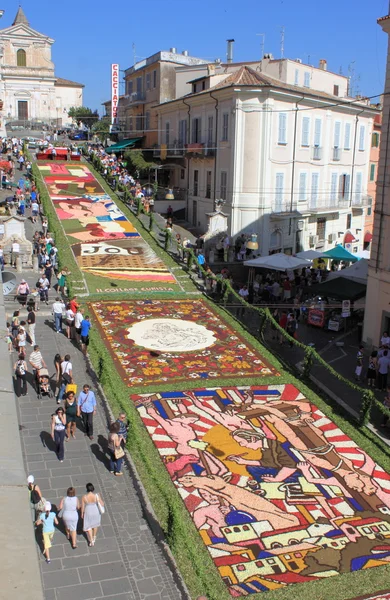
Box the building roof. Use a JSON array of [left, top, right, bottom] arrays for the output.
[[12, 6, 29, 26], [378, 14, 390, 22], [55, 77, 84, 88], [156, 65, 380, 113]]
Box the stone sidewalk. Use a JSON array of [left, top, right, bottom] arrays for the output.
[[8, 188, 184, 599]]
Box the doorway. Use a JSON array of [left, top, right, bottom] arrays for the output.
[[18, 101, 28, 120], [192, 200, 197, 227]]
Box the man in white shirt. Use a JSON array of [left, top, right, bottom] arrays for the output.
[[74, 308, 83, 344], [11, 240, 20, 267], [57, 353, 73, 404], [52, 297, 65, 333]]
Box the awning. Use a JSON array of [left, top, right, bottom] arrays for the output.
[[105, 138, 143, 153], [344, 232, 356, 243], [364, 232, 373, 243], [323, 245, 358, 263], [309, 278, 366, 301]]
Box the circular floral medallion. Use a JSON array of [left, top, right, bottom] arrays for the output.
[[127, 318, 216, 352]]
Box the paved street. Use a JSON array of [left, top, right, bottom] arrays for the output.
[[6, 187, 183, 600]]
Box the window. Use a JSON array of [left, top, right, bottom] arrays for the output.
[[344, 123, 351, 150], [316, 217, 326, 240], [179, 119, 187, 147], [165, 122, 170, 146], [180, 169, 185, 180], [358, 125, 365, 151], [314, 118, 322, 147], [222, 113, 229, 141], [129, 117, 133, 132], [136, 77, 142, 94], [127, 80, 133, 96], [294, 69, 299, 86], [301, 117, 310, 147], [146, 73, 151, 91], [346, 213, 352, 229], [202, 80, 206, 90], [340, 173, 351, 199], [207, 116, 214, 146], [192, 117, 201, 143], [145, 112, 150, 131], [278, 113, 287, 145], [193, 170, 199, 196], [355, 171, 362, 202], [17, 48, 26, 67], [304, 72, 310, 87], [206, 171, 212, 198], [136, 115, 142, 130], [331, 172, 338, 202], [220, 171, 227, 200], [153, 70, 157, 88], [370, 163, 376, 182], [299, 172, 307, 201], [372, 132, 380, 147], [311, 173, 319, 206], [334, 121, 341, 148], [275, 172, 284, 209], [333, 85, 339, 96]]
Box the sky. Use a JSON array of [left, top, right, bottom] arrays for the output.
[[3, 0, 390, 113]]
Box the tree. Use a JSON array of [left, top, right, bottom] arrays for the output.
[[68, 106, 99, 128], [91, 118, 110, 142], [123, 149, 157, 177]]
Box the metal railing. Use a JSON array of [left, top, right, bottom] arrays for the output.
[[332, 147, 341, 161], [312, 146, 322, 160]]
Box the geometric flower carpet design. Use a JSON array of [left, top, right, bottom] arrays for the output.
[[38, 163, 177, 289], [132, 384, 390, 596], [88, 299, 279, 387]]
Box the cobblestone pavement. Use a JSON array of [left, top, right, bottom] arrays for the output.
[[7, 183, 184, 600]]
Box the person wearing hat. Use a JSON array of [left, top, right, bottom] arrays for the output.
[[27, 475, 45, 520], [16, 279, 30, 307], [35, 501, 58, 563]]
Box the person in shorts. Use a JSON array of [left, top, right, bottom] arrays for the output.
[[35, 501, 58, 564], [80, 316, 91, 355]]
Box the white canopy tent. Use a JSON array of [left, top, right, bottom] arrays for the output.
[[244, 253, 310, 272], [296, 250, 327, 260], [326, 258, 368, 284]]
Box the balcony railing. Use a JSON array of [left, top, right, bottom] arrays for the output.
[[271, 201, 298, 213], [186, 142, 204, 155], [308, 198, 349, 212], [167, 141, 186, 157], [125, 91, 146, 104], [351, 194, 371, 207], [312, 146, 322, 160], [332, 147, 341, 161], [153, 145, 160, 158]]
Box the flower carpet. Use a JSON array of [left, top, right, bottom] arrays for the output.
[[132, 384, 390, 596], [88, 299, 278, 387], [38, 162, 178, 292]]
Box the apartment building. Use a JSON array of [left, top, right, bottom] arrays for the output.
[[364, 15, 390, 347], [364, 111, 382, 252], [155, 57, 379, 255]]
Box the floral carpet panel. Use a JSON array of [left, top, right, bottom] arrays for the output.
[[39, 163, 177, 288], [132, 384, 390, 596], [89, 299, 278, 386]]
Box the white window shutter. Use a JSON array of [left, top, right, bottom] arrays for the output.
[[301, 117, 310, 146], [344, 123, 351, 150], [299, 173, 307, 201], [278, 113, 287, 144], [331, 173, 338, 201], [359, 125, 365, 151], [275, 173, 284, 208], [334, 122, 341, 148], [314, 119, 321, 147], [311, 173, 319, 203]]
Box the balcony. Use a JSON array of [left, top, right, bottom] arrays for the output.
[[351, 194, 371, 207], [312, 146, 322, 160], [167, 141, 185, 157], [153, 145, 160, 158], [308, 198, 349, 212], [185, 142, 204, 155], [125, 91, 146, 105], [204, 147, 216, 157], [271, 201, 298, 214], [332, 147, 341, 161]]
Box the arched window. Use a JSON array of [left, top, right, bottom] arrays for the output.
[[17, 49, 26, 67]]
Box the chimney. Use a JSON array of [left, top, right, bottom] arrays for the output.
[[170, 47, 177, 54], [182, 50, 189, 56], [319, 59, 327, 71], [226, 39, 235, 64]]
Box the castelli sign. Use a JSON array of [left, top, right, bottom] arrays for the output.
[[111, 63, 119, 127]]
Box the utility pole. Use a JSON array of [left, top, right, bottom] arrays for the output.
[[280, 26, 285, 59], [256, 33, 265, 60]]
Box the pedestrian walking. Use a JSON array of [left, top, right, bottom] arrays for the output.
[[197, 251, 205, 279], [11, 239, 20, 267], [355, 346, 364, 382], [54, 353, 63, 397], [29, 345, 46, 380], [57, 354, 73, 404], [52, 297, 65, 333], [11, 310, 20, 338], [108, 422, 125, 476], [57, 268, 67, 295], [116, 412, 129, 446], [77, 384, 96, 440], [35, 502, 58, 563], [27, 475, 45, 520], [367, 350, 378, 387], [38, 275, 49, 304], [16, 327, 27, 356], [65, 304, 75, 339], [81, 483, 104, 547], [286, 313, 297, 347], [378, 350, 390, 391], [14, 353, 28, 396], [74, 307, 83, 345], [80, 315, 91, 355], [51, 407, 66, 462], [27, 306, 36, 346], [65, 390, 77, 439], [16, 279, 30, 306], [58, 487, 80, 549]]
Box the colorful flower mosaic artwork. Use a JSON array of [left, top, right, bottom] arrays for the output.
[[132, 384, 390, 596], [39, 163, 177, 286], [88, 299, 278, 386]]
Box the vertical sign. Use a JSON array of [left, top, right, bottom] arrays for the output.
[[111, 63, 119, 132]]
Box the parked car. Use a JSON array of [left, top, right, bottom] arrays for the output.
[[69, 130, 88, 140]]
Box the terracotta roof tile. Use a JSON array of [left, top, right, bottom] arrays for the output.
[[55, 77, 84, 88]]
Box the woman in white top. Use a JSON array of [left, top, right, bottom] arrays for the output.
[[51, 407, 66, 462], [59, 486, 80, 549], [65, 304, 75, 340], [17, 327, 26, 357], [381, 332, 390, 348]]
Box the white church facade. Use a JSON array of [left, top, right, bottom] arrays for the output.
[[0, 7, 83, 128]]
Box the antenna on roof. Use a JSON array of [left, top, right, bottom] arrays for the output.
[[256, 33, 265, 60], [132, 42, 136, 66], [280, 26, 285, 59]]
